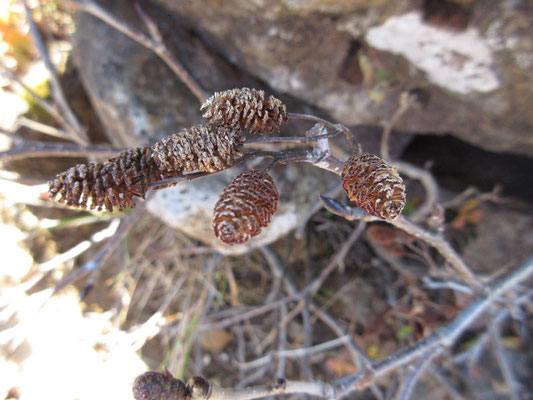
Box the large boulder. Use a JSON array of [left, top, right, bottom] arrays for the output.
[[154, 0, 533, 156]]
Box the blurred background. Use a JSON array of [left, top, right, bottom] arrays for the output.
[[1, 1, 532, 399]]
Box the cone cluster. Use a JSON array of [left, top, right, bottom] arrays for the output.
[[48, 125, 243, 212], [48, 87, 289, 213]]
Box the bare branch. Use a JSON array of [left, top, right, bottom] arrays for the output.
[[319, 195, 483, 290], [394, 347, 441, 400], [334, 255, 533, 398], [53, 200, 148, 296], [289, 112, 361, 155], [0, 139, 124, 162], [0, 61, 74, 140], [240, 336, 350, 370], [206, 378, 336, 400], [61, 0, 206, 103], [490, 323, 522, 400], [21, 0, 88, 144]]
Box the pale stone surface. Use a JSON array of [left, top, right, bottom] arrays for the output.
[[366, 11, 500, 94], [147, 164, 330, 255]]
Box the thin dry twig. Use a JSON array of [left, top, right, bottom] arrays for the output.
[[53, 200, 148, 296], [308, 221, 366, 295], [239, 336, 350, 370], [0, 62, 74, 139], [61, 0, 206, 103], [394, 347, 441, 400], [427, 368, 467, 400], [490, 322, 522, 400], [17, 116, 70, 139], [295, 183, 343, 240], [379, 92, 439, 223], [334, 255, 533, 398], [0, 138, 124, 161], [319, 195, 483, 291], [275, 302, 288, 379], [21, 0, 88, 144], [289, 112, 361, 155], [259, 246, 370, 368], [392, 160, 439, 223]]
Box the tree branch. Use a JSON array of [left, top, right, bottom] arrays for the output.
[[0, 138, 124, 162], [319, 195, 483, 291], [0, 61, 75, 140], [21, 0, 88, 144], [334, 255, 533, 398], [61, 0, 206, 103]]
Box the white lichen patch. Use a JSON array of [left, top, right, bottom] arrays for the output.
[[366, 11, 500, 94]]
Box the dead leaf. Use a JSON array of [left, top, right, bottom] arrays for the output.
[[325, 358, 358, 376], [200, 329, 234, 352], [451, 198, 483, 229]]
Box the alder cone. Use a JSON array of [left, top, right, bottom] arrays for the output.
[[152, 125, 243, 173], [48, 147, 180, 212], [186, 376, 211, 400], [341, 154, 406, 220], [133, 372, 189, 400], [48, 125, 241, 212], [212, 170, 279, 245], [201, 87, 288, 134]]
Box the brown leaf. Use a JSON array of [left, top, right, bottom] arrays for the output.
[[325, 358, 358, 376], [451, 198, 483, 229], [200, 329, 234, 352]]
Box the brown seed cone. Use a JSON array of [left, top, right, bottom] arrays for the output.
[[341, 154, 406, 220], [152, 125, 243, 174], [133, 371, 189, 400], [200, 88, 288, 134], [186, 376, 212, 400], [48, 147, 181, 212], [212, 170, 279, 245]]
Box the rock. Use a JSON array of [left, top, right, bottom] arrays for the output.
[[153, 0, 533, 156], [461, 202, 533, 275], [147, 163, 330, 255], [72, 2, 203, 146]]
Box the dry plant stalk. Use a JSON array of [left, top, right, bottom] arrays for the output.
[[212, 169, 279, 245], [201, 88, 288, 134], [341, 153, 406, 220]]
